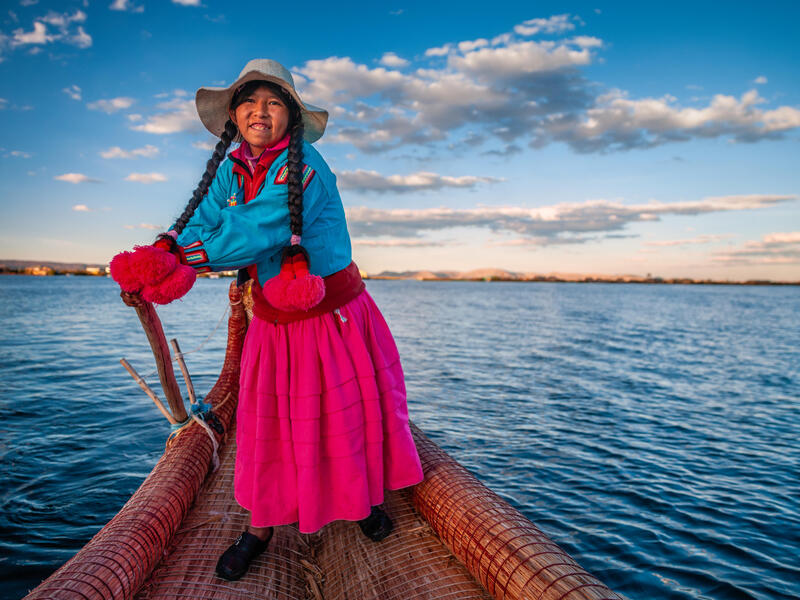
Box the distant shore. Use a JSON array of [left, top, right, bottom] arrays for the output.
[[367, 274, 799, 286], [1, 259, 797, 286]]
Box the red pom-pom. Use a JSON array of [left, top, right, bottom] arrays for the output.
[[263, 253, 325, 311], [287, 273, 325, 310], [128, 245, 178, 286], [263, 276, 295, 310], [140, 264, 196, 305], [109, 250, 142, 293]]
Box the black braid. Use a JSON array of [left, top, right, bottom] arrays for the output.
[[287, 117, 305, 238], [173, 119, 237, 235]]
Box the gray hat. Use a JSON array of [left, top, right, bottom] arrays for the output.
[[195, 59, 328, 143]]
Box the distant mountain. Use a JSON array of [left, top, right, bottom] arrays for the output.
[[372, 268, 523, 280], [371, 269, 458, 280], [367, 268, 797, 285], [2, 260, 795, 285], [459, 268, 519, 280]]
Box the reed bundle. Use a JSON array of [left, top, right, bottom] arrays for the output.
[[25, 282, 622, 600]]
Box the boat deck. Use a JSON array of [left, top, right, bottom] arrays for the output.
[[135, 419, 492, 600]]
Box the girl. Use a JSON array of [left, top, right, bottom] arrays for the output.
[[113, 59, 424, 581]]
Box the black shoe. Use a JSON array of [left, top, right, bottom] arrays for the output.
[[357, 506, 394, 542], [215, 529, 273, 581]]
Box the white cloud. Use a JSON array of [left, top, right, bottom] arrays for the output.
[[299, 57, 407, 106], [20, 0, 40, 6], [8, 150, 32, 158], [457, 39, 488, 53], [100, 144, 159, 159], [55, 173, 101, 184], [70, 26, 91, 48], [87, 96, 135, 113], [763, 232, 800, 243], [289, 17, 800, 155], [754, 75, 767, 85], [171, 0, 201, 5], [110, 0, 144, 12], [559, 88, 800, 152], [125, 172, 167, 183], [296, 23, 603, 153], [379, 52, 409, 68], [124, 223, 163, 230], [131, 98, 201, 134], [10, 21, 52, 46], [514, 14, 575, 36], [154, 89, 188, 99], [0, 98, 7, 109], [337, 169, 503, 193], [713, 231, 800, 266], [448, 39, 595, 78], [645, 234, 732, 247], [424, 44, 452, 57], [490, 32, 513, 46], [192, 140, 215, 151], [40, 10, 86, 28], [10, 10, 90, 49], [345, 194, 795, 243], [72, 204, 91, 211], [63, 84, 81, 100], [570, 35, 603, 48], [354, 238, 446, 247]]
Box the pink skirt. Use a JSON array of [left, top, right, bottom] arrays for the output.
[[235, 289, 424, 533]]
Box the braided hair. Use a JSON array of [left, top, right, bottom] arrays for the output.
[[173, 81, 307, 254], [173, 119, 237, 235]]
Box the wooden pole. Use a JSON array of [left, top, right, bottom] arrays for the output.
[[133, 302, 188, 422], [120, 359, 177, 424], [169, 338, 196, 405]]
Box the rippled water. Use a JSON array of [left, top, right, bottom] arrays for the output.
[[1, 276, 798, 599]]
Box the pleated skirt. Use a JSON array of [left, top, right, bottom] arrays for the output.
[[235, 289, 425, 533]]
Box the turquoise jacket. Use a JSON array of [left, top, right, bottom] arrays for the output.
[[174, 142, 352, 283]]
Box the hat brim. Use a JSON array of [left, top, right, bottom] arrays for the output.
[[196, 70, 328, 144]]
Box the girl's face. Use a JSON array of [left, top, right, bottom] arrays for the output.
[[229, 86, 290, 156]]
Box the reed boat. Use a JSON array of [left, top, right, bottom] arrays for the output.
[[25, 282, 623, 600]]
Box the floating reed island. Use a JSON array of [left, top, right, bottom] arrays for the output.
[[25, 281, 623, 600]]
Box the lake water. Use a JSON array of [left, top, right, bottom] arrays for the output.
[[0, 276, 798, 600]]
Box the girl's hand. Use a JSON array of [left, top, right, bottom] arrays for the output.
[[120, 290, 145, 307]]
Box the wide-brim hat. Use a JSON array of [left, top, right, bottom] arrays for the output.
[[196, 59, 328, 144]]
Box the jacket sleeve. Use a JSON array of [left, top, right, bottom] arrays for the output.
[[175, 162, 330, 272]]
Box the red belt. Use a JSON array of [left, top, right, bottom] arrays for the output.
[[250, 262, 365, 324]]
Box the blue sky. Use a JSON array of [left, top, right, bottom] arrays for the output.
[[1, 1, 798, 280]]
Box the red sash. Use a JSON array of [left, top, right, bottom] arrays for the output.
[[250, 262, 365, 324]]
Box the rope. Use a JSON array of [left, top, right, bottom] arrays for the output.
[[177, 305, 230, 357], [139, 304, 229, 381], [214, 391, 234, 413], [166, 399, 220, 472], [126, 302, 235, 470]]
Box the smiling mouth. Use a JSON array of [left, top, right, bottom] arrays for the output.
[[250, 123, 270, 130]]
